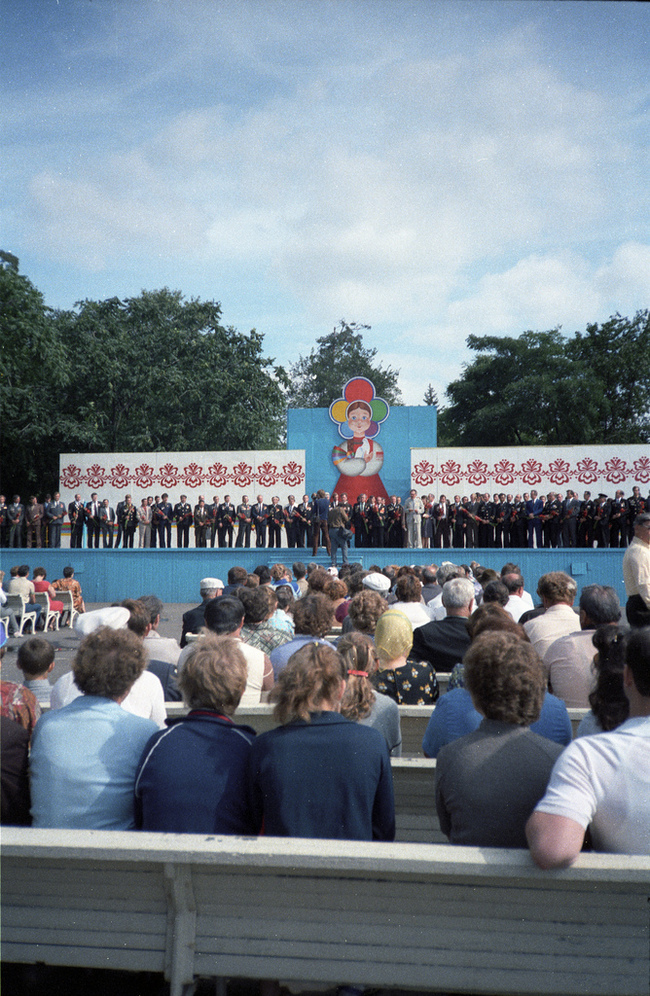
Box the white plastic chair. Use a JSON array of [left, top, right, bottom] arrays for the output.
[[34, 592, 61, 631], [56, 589, 79, 629], [5, 594, 38, 636]]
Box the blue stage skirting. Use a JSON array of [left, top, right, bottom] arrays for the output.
[[0, 547, 628, 608]]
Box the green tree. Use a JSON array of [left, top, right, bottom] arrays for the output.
[[52, 289, 289, 453], [438, 316, 650, 446], [2, 280, 290, 496], [569, 311, 650, 443], [0, 260, 70, 496], [423, 383, 439, 406], [287, 321, 402, 407]]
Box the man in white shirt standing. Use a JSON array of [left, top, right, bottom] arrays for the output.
[[622, 512, 650, 628], [405, 489, 424, 549]]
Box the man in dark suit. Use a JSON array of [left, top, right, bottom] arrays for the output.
[[180, 577, 224, 648], [218, 495, 236, 548], [85, 493, 101, 549], [411, 577, 475, 671], [251, 496, 269, 548], [99, 498, 116, 548]]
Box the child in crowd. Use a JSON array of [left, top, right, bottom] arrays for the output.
[[16, 637, 55, 705]]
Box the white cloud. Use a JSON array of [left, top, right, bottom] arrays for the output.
[[5, 1, 649, 407]]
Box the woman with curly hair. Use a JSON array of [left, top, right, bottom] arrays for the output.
[[268, 594, 336, 678], [372, 609, 439, 705], [575, 626, 629, 737], [30, 627, 158, 829], [249, 642, 395, 840], [338, 632, 402, 756], [391, 574, 432, 630], [435, 631, 564, 848]]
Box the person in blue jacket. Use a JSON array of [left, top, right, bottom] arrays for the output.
[[249, 642, 395, 841], [134, 634, 258, 834], [422, 684, 572, 758]]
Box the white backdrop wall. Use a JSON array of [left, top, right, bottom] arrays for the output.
[[411, 445, 650, 496], [59, 451, 306, 508]]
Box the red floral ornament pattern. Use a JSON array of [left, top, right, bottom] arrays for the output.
[[205, 462, 229, 487], [439, 460, 462, 486], [412, 460, 436, 486], [547, 458, 572, 485], [158, 463, 180, 489], [85, 464, 107, 489], [231, 462, 253, 488], [493, 459, 516, 486], [133, 463, 155, 489], [520, 459, 543, 485], [604, 457, 628, 484], [61, 464, 83, 489], [182, 463, 204, 489], [466, 460, 489, 486], [632, 456, 650, 484], [281, 461, 304, 487], [575, 457, 600, 484], [256, 461, 280, 488], [108, 463, 131, 489]]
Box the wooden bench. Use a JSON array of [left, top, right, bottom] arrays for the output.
[[3, 828, 648, 996]]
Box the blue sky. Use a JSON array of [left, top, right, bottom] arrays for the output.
[[3, 0, 649, 405]]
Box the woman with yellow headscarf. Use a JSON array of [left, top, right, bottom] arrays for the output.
[[372, 609, 439, 705]]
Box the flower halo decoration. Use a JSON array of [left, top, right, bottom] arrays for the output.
[[329, 377, 390, 440]]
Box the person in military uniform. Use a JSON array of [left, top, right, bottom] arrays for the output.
[[174, 495, 193, 548], [296, 495, 312, 548], [593, 494, 610, 548], [208, 496, 220, 548], [236, 496, 252, 547], [218, 495, 236, 548], [353, 494, 370, 548], [540, 492, 559, 548], [193, 496, 209, 548], [560, 490, 580, 548], [609, 490, 628, 548], [123, 495, 138, 547], [268, 497, 284, 548], [578, 492, 594, 548], [155, 494, 173, 548], [251, 496, 269, 548], [627, 486, 646, 546], [8, 495, 24, 548], [68, 494, 84, 548], [0, 495, 7, 548]]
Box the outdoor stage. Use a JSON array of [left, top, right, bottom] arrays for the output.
[[0, 546, 629, 608]]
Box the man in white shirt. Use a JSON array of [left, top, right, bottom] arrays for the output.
[[527, 626, 650, 866], [138, 594, 182, 664], [50, 606, 166, 728], [502, 572, 532, 622], [543, 585, 621, 708], [524, 572, 578, 660], [622, 512, 650, 627]]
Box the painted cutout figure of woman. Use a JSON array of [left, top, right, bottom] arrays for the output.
[[330, 377, 390, 503]]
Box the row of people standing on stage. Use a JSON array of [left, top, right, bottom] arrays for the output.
[[1, 494, 68, 549], [2, 485, 646, 550], [405, 487, 648, 550]]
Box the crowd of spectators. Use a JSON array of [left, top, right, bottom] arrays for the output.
[[2, 533, 649, 869]]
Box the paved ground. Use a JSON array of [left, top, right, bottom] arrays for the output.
[[1, 601, 194, 687]]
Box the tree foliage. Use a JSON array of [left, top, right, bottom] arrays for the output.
[[286, 321, 403, 408], [1, 270, 288, 496], [438, 314, 650, 446]]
